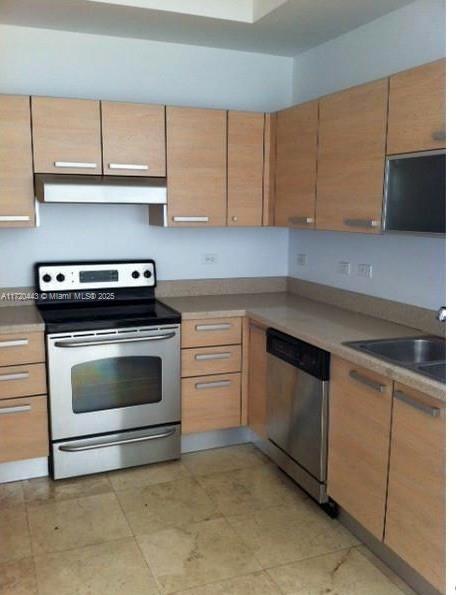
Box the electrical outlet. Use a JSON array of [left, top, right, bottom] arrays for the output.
[[296, 253, 307, 266], [337, 261, 351, 275], [358, 263, 373, 278], [201, 253, 218, 265]]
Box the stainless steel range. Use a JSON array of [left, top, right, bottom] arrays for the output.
[[35, 260, 181, 479]]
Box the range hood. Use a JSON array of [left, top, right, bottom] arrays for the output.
[[35, 174, 167, 205]]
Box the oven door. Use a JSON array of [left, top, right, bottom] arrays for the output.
[[47, 326, 180, 440]]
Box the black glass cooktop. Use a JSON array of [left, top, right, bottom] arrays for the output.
[[38, 300, 181, 333]]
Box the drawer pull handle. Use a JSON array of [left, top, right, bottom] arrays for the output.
[[349, 370, 385, 393], [195, 352, 231, 361], [288, 216, 314, 226], [54, 161, 97, 169], [394, 390, 442, 417], [0, 215, 31, 222], [0, 372, 30, 382], [344, 218, 379, 229], [195, 323, 232, 332], [108, 163, 149, 171], [0, 404, 31, 415], [173, 216, 209, 223], [0, 339, 29, 348], [195, 380, 232, 390]]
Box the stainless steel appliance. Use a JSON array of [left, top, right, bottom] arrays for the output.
[[35, 260, 181, 479], [383, 150, 445, 234], [266, 328, 330, 505]]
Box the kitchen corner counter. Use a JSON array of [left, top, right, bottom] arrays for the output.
[[162, 292, 445, 402], [0, 305, 45, 333]]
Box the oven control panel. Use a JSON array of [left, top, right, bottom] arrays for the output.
[[37, 261, 156, 291]]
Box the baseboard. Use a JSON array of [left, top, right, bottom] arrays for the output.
[[181, 426, 250, 453], [0, 457, 49, 484]]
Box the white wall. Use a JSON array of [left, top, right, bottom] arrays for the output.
[[292, 0, 445, 103], [0, 24, 292, 287], [0, 205, 288, 287], [0, 24, 292, 111], [288, 0, 446, 309]]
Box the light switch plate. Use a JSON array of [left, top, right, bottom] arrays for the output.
[[296, 253, 307, 266], [337, 261, 351, 275], [358, 263, 373, 278], [202, 253, 218, 265]]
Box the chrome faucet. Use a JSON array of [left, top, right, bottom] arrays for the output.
[[437, 306, 446, 322]]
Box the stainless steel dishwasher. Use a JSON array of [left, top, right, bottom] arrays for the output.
[[266, 328, 333, 510]]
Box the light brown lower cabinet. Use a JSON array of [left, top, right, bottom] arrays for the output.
[[247, 322, 268, 438], [385, 384, 445, 593], [0, 395, 49, 463], [327, 357, 393, 539]]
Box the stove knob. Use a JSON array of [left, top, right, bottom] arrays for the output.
[[56, 273, 65, 283], [131, 271, 140, 279], [42, 274, 52, 283], [144, 270, 152, 279]]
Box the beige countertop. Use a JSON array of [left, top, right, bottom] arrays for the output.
[[0, 305, 45, 333], [162, 292, 446, 402]]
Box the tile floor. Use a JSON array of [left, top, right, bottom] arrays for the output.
[[0, 443, 416, 594]]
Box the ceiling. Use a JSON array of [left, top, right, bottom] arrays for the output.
[[0, 0, 416, 56]]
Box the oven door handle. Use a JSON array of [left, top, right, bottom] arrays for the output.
[[58, 428, 176, 452], [54, 332, 176, 348]]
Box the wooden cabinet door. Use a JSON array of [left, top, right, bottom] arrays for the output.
[[166, 107, 227, 227], [316, 79, 388, 233], [327, 357, 392, 539], [262, 113, 276, 226], [32, 97, 102, 174], [385, 384, 445, 592], [247, 323, 268, 439], [101, 101, 165, 176], [275, 101, 318, 228], [227, 111, 264, 227], [0, 95, 35, 227], [387, 60, 445, 155]]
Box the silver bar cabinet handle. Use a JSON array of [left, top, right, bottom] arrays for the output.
[[289, 216, 314, 225], [54, 161, 97, 169], [344, 218, 379, 229], [195, 323, 231, 332], [394, 390, 442, 418], [0, 215, 31, 222], [55, 332, 176, 348], [0, 404, 31, 415], [349, 370, 385, 393], [58, 429, 176, 452], [173, 216, 209, 223], [0, 339, 29, 348], [195, 352, 231, 361], [195, 380, 231, 390], [0, 372, 29, 382], [108, 163, 149, 171]]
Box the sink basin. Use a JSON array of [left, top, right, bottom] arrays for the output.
[[415, 362, 446, 383], [344, 336, 446, 384], [348, 337, 445, 365]]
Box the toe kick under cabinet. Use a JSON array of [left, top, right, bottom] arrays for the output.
[[0, 331, 49, 464], [328, 356, 445, 593], [180, 317, 247, 434]]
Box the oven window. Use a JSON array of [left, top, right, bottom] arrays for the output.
[[71, 356, 162, 413]]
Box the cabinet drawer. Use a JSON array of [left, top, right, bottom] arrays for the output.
[[0, 395, 49, 463], [0, 363, 47, 401], [0, 332, 45, 366], [182, 373, 241, 434], [182, 345, 241, 377], [182, 317, 242, 348]]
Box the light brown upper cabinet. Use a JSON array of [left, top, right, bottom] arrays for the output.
[[316, 79, 388, 233], [385, 384, 445, 593], [101, 101, 166, 176], [166, 107, 227, 227], [275, 101, 318, 228], [262, 113, 276, 226], [32, 97, 102, 175], [387, 59, 445, 155], [227, 111, 264, 227], [327, 357, 393, 540], [0, 95, 35, 227]]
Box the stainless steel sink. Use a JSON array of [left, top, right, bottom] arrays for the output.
[[344, 336, 446, 384]]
